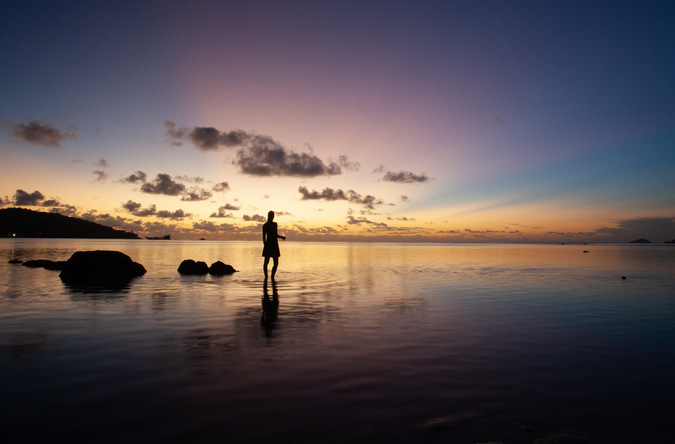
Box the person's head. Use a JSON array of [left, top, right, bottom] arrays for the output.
[[267, 210, 275, 222]]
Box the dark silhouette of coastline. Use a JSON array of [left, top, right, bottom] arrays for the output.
[[0, 208, 139, 239]]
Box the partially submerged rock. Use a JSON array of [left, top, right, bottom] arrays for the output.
[[178, 259, 209, 275], [178, 259, 237, 275], [59, 250, 146, 285], [209, 261, 237, 275], [22, 259, 67, 270]]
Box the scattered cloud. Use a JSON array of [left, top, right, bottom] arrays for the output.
[[212, 182, 229, 192], [120, 170, 147, 184], [175, 175, 204, 184], [156, 209, 190, 219], [210, 204, 240, 218], [5, 118, 78, 147], [346, 215, 389, 228], [13, 189, 45, 206], [400, 195, 410, 202], [92, 170, 108, 182], [121, 199, 190, 219], [180, 187, 212, 201], [234, 137, 349, 177], [122, 200, 157, 217], [94, 158, 109, 168], [210, 205, 238, 218], [165, 121, 357, 177], [594, 216, 675, 242], [298, 186, 384, 210], [140, 173, 186, 196], [243, 214, 266, 222], [382, 170, 430, 183]]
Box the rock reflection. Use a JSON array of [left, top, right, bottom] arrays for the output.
[[261, 279, 279, 337]]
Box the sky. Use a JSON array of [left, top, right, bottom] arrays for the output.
[[1, 0, 674, 242]]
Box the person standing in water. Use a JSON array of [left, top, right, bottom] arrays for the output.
[[262, 210, 285, 280]]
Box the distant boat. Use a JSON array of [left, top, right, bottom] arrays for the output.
[[146, 234, 171, 240]]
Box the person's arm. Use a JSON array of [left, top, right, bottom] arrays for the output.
[[262, 225, 267, 243]]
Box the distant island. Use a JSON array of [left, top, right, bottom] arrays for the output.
[[0, 208, 139, 239]]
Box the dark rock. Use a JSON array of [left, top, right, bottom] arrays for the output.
[[209, 261, 237, 275], [535, 435, 588, 444], [22, 259, 67, 270], [59, 250, 146, 285], [629, 238, 651, 243], [178, 259, 209, 275]]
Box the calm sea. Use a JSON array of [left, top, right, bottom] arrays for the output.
[[1, 239, 674, 443]]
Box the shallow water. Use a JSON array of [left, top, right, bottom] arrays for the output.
[[1, 239, 674, 443]]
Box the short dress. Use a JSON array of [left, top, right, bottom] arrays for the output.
[[262, 221, 281, 258]]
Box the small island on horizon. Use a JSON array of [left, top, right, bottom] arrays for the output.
[[0, 208, 140, 239]]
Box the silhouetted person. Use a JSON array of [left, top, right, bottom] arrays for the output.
[[262, 210, 285, 280]]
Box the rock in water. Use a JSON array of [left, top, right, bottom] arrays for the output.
[[59, 250, 146, 285], [22, 259, 67, 270], [177, 259, 209, 275], [209, 261, 237, 275]]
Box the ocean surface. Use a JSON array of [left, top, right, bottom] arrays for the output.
[[1, 239, 674, 443]]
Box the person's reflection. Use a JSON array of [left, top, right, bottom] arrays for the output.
[[261, 278, 279, 336]]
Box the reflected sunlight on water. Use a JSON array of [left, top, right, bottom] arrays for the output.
[[1, 240, 674, 443]]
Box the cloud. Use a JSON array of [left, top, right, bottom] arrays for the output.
[[121, 199, 190, 219], [156, 209, 190, 219], [120, 170, 147, 184], [180, 187, 212, 201], [175, 175, 204, 183], [6, 118, 77, 147], [212, 182, 230, 192], [94, 158, 109, 168], [165, 121, 357, 177], [210, 204, 240, 218], [235, 136, 347, 177], [141, 173, 186, 196], [382, 170, 430, 183], [243, 214, 266, 222], [346, 215, 389, 228], [190, 126, 248, 150], [49, 204, 79, 217], [165, 121, 248, 150], [595, 216, 675, 242], [400, 195, 410, 202], [298, 186, 384, 210], [13, 189, 45, 205], [92, 170, 108, 182], [122, 200, 157, 217], [81, 212, 145, 233]]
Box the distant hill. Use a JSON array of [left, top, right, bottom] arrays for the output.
[[0, 208, 139, 239]]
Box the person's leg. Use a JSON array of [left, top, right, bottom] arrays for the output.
[[263, 256, 270, 278], [271, 257, 279, 279]]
